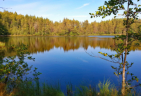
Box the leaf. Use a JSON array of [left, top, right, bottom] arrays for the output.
[[103, 6, 106, 10], [96, 11, 99, 15], [98, 52, 102, 54], [114, 72, 117, 76], [135, 77, 139, 81], [35, 67, 37, 70], [104, 53, 107, 56], [124, 11, 127, 15], [108, 55, 112, 58], [131, 73, 133, 76], [111, 66, 116, 69], [128, 80, 131, 82]]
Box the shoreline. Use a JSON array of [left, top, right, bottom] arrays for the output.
[[0, 34, 122, 37]]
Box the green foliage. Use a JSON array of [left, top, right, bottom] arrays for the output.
[[90, 0, 141, 19], [0, 43, 35, 92], [0, 11, 141, 36], [90, 0, 141, 95], [0, 21, 9, 35], [0, 43, 64, 96]]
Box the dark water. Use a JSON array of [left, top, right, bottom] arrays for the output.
[[0, 36, 141, 91]]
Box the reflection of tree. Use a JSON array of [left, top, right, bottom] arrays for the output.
[[1, 36, 141, 57], [0, 50, 5, 64], [0, 37, 9, 63]]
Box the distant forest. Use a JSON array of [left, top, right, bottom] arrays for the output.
[[0, 11, 141, 35]]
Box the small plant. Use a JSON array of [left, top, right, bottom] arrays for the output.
[[66, 83, 73, 96], [98, 80, 118, 96], [75, 84, 96, 96]]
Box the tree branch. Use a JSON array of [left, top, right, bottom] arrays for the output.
[[85, 50, 120, 64]]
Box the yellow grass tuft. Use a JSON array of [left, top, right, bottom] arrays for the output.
[[0, 42, 5, 47], [0, 83, 17, 96]]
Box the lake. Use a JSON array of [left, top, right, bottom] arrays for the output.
[[0, 36, 141, 92]]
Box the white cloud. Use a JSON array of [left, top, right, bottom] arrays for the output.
[[68, 15, 89, 18], [11, 2, 39, 10], [76, 3, 89, 9], [6, 2, 63, 18]]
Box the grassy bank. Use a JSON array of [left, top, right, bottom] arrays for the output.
[[1, 79, 139, 96]]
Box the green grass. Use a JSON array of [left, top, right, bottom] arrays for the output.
[[74, 80, 118, 96], [1, 79, 140, 96], [12, 80, 65, 96], [98, 80, 118, 96]]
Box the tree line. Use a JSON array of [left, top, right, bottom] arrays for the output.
[[0, 10, 141, 35]]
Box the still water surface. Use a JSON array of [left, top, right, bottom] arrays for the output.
[[1, 36, 141, 91]]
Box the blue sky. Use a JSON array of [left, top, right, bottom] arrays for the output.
[[0, 0, 141, 23]]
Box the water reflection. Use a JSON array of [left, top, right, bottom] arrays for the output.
[[0, 36, 141, 56], [0, 36, 141, 94]]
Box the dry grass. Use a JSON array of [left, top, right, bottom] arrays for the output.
[[0, 42, 5, 47], [0, 83, 18, 96], [0, 83, 10, 96], [0, 83, 6, 96]]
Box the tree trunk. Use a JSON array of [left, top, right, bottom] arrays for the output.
[[121, 49, 127, 96], [121, 0, 129, 95]]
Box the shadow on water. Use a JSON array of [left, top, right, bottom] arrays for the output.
[[0, 14, 10, 61], [0, 37, 9, 63]]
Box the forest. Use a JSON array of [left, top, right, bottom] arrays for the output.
[[0, 10, 141, 36]]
